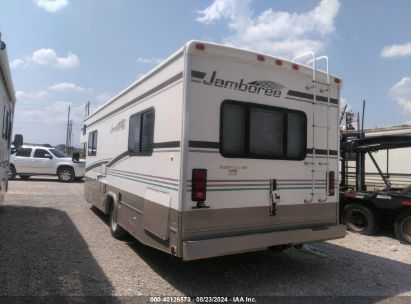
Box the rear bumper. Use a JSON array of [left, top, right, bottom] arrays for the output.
[[182, 224, 346, 261]]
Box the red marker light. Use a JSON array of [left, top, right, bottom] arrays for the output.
[[334, 78, 341, 84], [257, 54, 265, 62], [292, 64, 299, 70], [195, 43, 205, 51], [275, 59, 283, 66]]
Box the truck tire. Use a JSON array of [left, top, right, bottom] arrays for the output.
[[394, 209, 411, 245], [57, 167, 75, 182], [344, 203, 379, 235], [8, 165, 16, 180], [109, 203, 127, 239]]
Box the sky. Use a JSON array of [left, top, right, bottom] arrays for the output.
[[1, 0, 411, 146]]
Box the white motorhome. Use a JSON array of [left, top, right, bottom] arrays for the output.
[[0, 35, 17, 201], [81, 41, 346, 260]]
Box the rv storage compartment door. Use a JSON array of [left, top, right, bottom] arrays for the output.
[[143, 188, 171, 240]]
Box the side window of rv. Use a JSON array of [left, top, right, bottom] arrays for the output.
[[128, 109, 155, 155], [220, 101, 307, 160], [88, 131, 98, 156]]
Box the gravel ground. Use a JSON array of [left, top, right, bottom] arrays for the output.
[[0, 177, 410, 301]]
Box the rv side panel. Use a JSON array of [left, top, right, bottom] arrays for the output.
[[84, 52, 185, 254]]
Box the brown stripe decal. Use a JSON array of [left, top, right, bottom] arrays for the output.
[[86, 160, 110, 172], [189, 141, 219, 149], [307, 148, 338, 156], [153, 141, 180, 149], [287, 90, 339, 105], [106, 151, 129, 167]]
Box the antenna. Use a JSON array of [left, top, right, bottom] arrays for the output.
[[361, 100, 366, 138]]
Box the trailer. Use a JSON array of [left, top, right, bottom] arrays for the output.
[[340, 134, 411, 244], [0, 34, 18, 201], [341, 122, 411, 190], [80, 41, 345, 260]]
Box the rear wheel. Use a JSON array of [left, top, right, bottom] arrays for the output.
[[395, 209, 411, 244], [344, 203, 379, 235], [109, 203, 127, 239], [7, 165, 16, 180], [57, 167, 75, 182]]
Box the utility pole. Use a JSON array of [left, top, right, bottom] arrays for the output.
[[66, 106, 71, 154], [84, 100, 90, 118]]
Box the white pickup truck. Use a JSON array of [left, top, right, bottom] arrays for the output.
[[9, 145, 85, 182]]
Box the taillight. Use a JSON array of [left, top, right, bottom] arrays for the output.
[[328, 171, 335, 196], [192, 169, 207, 202], [401, 201, 411, 206]]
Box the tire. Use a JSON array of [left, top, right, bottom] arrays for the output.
[[109, 203, 127, 239], [7, 165, 16, 180], [57, 167, 75, 182], [394, 209, 411, 245], [344, 203, 380, 235], [19, 175, 30, 180]]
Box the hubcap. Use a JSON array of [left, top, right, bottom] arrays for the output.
[[7, 169, 12, 178], [401, 216, 411, 244], [60, 170, 72, 181], [348, 209, 368, 232]]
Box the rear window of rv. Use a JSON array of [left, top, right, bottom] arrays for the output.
[[220, 100, 307, 160], [88, 131, 98, 156], [128, 108, 155, 156]]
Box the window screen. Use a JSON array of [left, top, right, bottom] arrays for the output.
[[249, 108, 284, 157], [220, 100, 306, 160], [34, 149, 50, 158], [221, 103, 246, 156], [88, 131, 98, 156], [141, 111, 154, 153], [287, 112, 306, 159], [16, 148, 32, 157], [128, 108, 155, 155]]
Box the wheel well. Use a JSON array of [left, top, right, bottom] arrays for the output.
[[105, 195, 114, 215], [344, 199, 375, 211], [395, 206, 411, 218], [9, 164, 15, 170]]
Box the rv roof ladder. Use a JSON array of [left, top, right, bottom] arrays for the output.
[[293, 52, 332, 203], [293, 52, 317, 203], [308, 56, 331, 202]]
